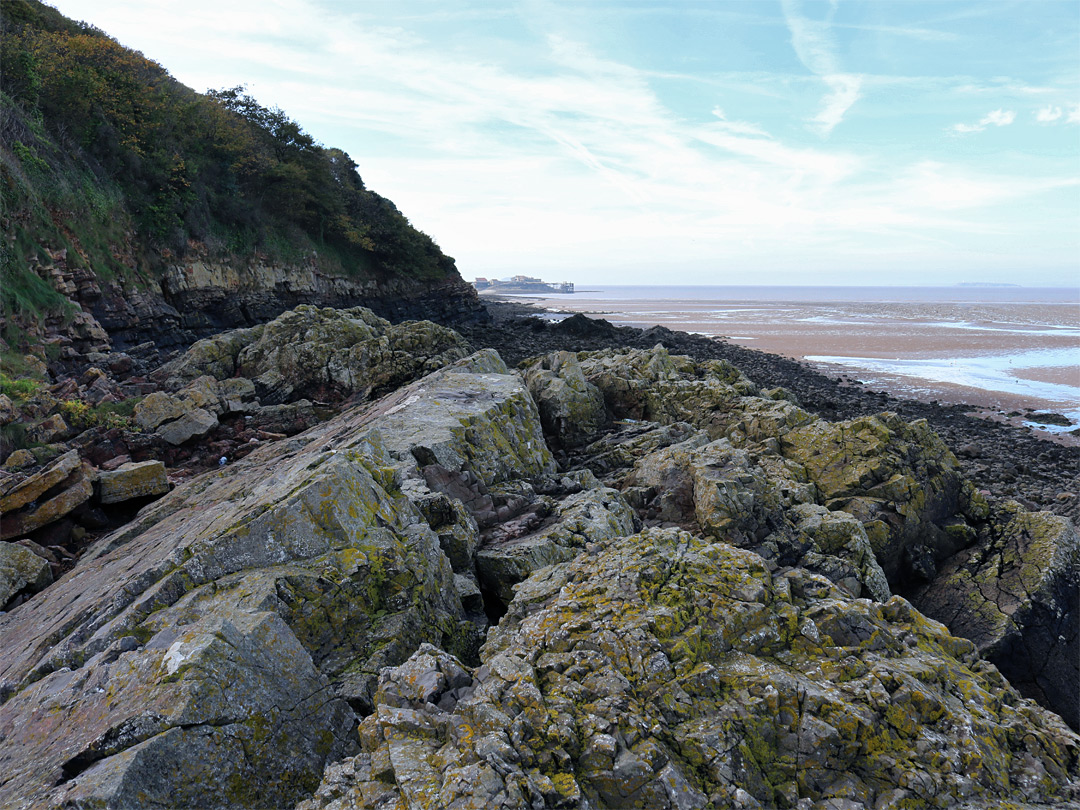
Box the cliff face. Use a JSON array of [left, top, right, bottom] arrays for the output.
[[0, 0, 480, 363]]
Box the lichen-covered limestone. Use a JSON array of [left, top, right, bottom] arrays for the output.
[[476, 486, 637, 605], [624, 435, 889, 601], [523, 351, 607, 448], [911, 501, 1080, 730], [158, 305, 470, 405], [301, 529, 1080, 810], [0, 351, 555, 810], [779, 412, 974, 587], [0, 541, 52, 606]]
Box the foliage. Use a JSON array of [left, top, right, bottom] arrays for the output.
[[0, 372, 42, 400], [57, 396, 137, 431], [0, 0, 458, 330]]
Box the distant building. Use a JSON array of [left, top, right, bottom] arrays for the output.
[[470, 276, 574, 294]]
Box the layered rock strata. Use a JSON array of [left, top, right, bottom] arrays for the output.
[[0, 353, 555, 809]]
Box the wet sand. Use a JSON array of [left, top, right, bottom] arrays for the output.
[[493, 290, 1080, 436]]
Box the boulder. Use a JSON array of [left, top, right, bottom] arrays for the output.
[[158, 305, 471, 406], [911, 502, 1080, 730], [155, 407, 218, 446], [0, 449, 81, 513], [302, 529, 1080, 810], [134, 391, 187, 431], [1, 462, 94, 541], [523, 350, 607, 447], [1, 449, 35, 470], [0, 394, 15, 426], [98, 460, 170, 505], [27, 413, 69, 444], [576, 344, 761, 437], [0, 541, 52, 607]]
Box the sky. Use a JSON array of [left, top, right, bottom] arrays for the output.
[[47, 0, 1080, 286]]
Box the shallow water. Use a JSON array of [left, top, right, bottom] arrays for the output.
[[500, 285, 1080, 425]]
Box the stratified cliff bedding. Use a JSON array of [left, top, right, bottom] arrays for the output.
[[1, 328, 1077, 809]]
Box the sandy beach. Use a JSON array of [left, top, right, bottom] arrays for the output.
[[489, 288, 1080, 435]]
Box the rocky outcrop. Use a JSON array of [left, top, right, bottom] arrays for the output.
[[88, 255, 481, 358], [301, 528, 1080, 810], [2, 335, 1077, 809], [157, 305, 470, 405], [911, 503, 1080, 730], [476, 486, 637, 606], [97, 460, 169, 504], [780, 413, 980, 589], [524, 351, 607, 448], [0, 351, 554, 810], [0, 451, 94, 541]]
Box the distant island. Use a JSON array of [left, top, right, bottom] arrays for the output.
[[473, 275, 575, 294]]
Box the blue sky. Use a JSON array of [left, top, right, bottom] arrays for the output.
[[49, 0, 1080, 286]]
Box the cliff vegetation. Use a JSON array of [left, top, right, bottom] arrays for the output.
[[0, 0, 458, 349]]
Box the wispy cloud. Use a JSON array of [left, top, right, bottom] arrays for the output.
[[1036, 105, 1063, 123], [780, 0, 862, 136], [950, 108, 1016, 134], [42, 0, 1080, 283]]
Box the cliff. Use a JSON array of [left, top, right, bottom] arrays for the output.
[[0, 0, 479, 367]]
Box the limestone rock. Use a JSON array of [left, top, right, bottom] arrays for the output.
[[911, 502, 1080, 730], [0, 351, 547, 809], [477, 486, 637, 606], [155, 407, 218, 446], [27, 413, 69, 444], [780, 412, 973, 587], [1, 462, 94, 541], [156, 323, 266, 384], [134, 391, 187, 431], [576, 344, 761, 437], [159, 305, 471, 406], [625, 438, 889, 601], [0, 449, 81, 513], [98, 460, 170, 505], [0, 541, 52, 607], [0, 394, 15, 426], [304, 529, 1080, 810], [575, 420, 701, 484], [524, 350, 607, 448], [218, 376, 259, 414], [1, 449, 35, 470]]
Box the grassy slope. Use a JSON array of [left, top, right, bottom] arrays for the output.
[[0, 0, 459, 349]]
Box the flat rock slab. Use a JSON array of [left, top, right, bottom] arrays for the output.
[[98, 460, 169, 504], [0, 463, 94, 541]]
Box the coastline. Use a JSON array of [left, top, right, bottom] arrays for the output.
[[478, 290, 1080, 445], [457, 298, 1079, 521]]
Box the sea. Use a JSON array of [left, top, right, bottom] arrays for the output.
[[491, 285, 1080, 434]]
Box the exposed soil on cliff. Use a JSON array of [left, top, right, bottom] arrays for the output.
[[453, 302, 1079, 521]]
